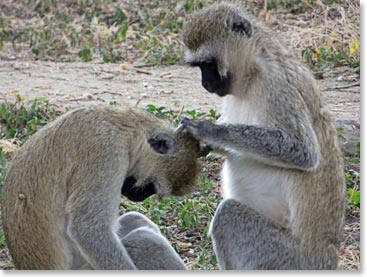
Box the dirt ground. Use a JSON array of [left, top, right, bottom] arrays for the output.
[[0, 60, 360, 155]]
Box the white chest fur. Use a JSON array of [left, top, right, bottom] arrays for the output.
[[222, 157, 290, 227], [218, 95, 261, 126], [218, 95, 290, 227]]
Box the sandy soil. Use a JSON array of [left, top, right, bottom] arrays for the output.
[[0, 60, 360, 155]]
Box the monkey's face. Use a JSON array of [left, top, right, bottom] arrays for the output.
[[183, 4, 253, 97], [189, 58, 231, 97]]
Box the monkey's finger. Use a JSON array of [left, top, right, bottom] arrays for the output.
[[176, 117, 193, 133], [199, 144, 213, 157], [179, 117, 192, 126], [175, 123, 185, 133]]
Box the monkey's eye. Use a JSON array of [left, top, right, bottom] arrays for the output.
[[189, 59, 217, 69], [200, 60, 217, 70]]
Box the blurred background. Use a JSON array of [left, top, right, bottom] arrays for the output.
[[0, 0, 360, 69]]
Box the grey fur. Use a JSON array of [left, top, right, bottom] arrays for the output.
[[180, 118, 320, 171], [119, 212, 187, 270], [182, 3, 345, 270], [2, 106, 201, 270]]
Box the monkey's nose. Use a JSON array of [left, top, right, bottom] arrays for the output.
[[202, 80, 214, 93]]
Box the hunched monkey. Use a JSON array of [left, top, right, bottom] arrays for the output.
[[2, 106, 201, 270], [181, 3, 345, 269]]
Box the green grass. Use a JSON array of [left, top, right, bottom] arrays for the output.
[[0, 0, 215, 65], [0, 96, 60, 196], [0, 1, 359, 70], [0, 228, 5, 248], [345, 141, 360, 209], [121, 174, 220, 269], [0, 94, 59, 143], [0, 147, 6, 196], [302, 44, 360, 71], [145, 104, 217, 126]]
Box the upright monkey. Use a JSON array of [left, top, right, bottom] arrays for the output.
[[181, 3, 345, 269], [2, 106, 201, 270]]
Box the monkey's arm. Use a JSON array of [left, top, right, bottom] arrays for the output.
[[67, 215, 137, 269], [180, 118, 320, 171], [66, 181, 137, 270]]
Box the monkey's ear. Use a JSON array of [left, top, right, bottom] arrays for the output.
[[230, 14, 252, 37], [148, 132, 177, 155]]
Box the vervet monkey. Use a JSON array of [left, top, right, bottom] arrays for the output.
[[2, 106, 201, 270], [181, 3, 345, 269]]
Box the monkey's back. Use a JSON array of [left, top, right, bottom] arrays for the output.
[[1, 106, 171, 269], [291, 108, 345, 267]]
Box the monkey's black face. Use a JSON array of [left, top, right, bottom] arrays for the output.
[[121, 176, 156, 202], [190, 59, 230, 97]]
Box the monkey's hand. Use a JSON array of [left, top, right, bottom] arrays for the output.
[[179, 117, 223, 141], [199, 144, 213, 157]]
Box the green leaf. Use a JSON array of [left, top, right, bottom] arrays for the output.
[[103, 56, 111, 63], [145, 104, 157, 112], [347, 188, 360, 208], [32, 48, 40, 56], [78, 48, 92, 62], [0, 147, 6, 166], [120, 25, 129, 40]]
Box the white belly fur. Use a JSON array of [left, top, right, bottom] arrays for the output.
[[222, 155, 290, 227], [219, 95, 290, 227]]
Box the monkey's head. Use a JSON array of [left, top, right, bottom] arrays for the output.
[[147, 130, 202, 197], [183, 3, 258, 97]]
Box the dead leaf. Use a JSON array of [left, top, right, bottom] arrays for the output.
[[120, 63, 135, 71], [160, 72, 173, 79], [34, 85, 51, 90], [135, 68, 152, 75], [9, 90, 20, 95], [177, 241, 192, 248], [0, 139, 20, 159]]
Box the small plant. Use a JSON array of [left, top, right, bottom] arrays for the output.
[[302, 46, 352, 70], [0, 95, 58, 143], [345, 168, 360, 209], [146, 104, 218, 127], [192, 248, 218, 270], [347, 188, 360, 208], [78, 48, 92, 62], [356, 141, 360, 155], [186, 108, 217, 123], [0, 230, 6, 248], [120, 171, 220, 269], [336, 127, 347, 141], [145, 104, 182, 126], [0, 147, 6, 195]]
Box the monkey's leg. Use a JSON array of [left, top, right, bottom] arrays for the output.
[[117, 211, 161, 238], [118, 212, 187, 270], [210, 199, 302, 270]]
